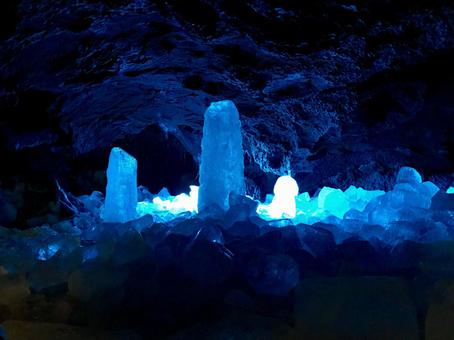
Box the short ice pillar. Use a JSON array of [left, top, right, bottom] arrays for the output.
[[103, 147, 138, 223], [198, 100, 245, 212], [269, 175, 299, 218]]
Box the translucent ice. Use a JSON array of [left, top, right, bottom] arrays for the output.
[[198, 100, 245, 212], [103, 147, 138, 223], [153, 185, 198, 215], [447, 187, 454, 194], [318, 187, 349, 219], [395, 166, 422, 185], [37, 244, 60, 261], [269, 176, 299, 218], [136, 185, 199, 221], [344, 186, 384, 211], [257, 175, 299, 219]]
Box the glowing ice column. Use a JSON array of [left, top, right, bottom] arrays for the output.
[[198, 100, 245, 212], [103, 147, 138, 223], [268, 175, 299, 218]]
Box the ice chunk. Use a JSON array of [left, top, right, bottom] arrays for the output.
[[293, 193, 318, 224], [344, 186, 384, 211], [318, 187, 350, 219], [383, 220, 449, 245], [418, 181, 439, 198], [256, 176, 300, 220], [37, 244, 60, 261], [198, 100, 245, 212], [136, 186, 198, 222], [268, 176, 299, 218], [78, 191, 104, 215], [344, 209, 368, 222], [395, 167, 422, 185], [103, 147, 138, 223], [447, 187, 454, 194]]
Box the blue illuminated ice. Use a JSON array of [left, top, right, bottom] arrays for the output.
[[151, 185, 199, 215], [198, 100, 245, 212], [344, 186, 384, 211], [136, 185, 199, 221], [318, 187, 350, 219], [37, 244, 60, 261], [258, 175, 299, 218], [395, 166, 422, 185], [102, 147, 138, 223], [254, 167, 445, 229], [53, 142, 453, 246], [95, 159, 449, 236]]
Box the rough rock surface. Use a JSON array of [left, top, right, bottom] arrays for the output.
[[1, 0, 454, 226], [294, 277, 419, 339]]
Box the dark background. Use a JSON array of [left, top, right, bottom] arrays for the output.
[[1, 0, 454, 228]]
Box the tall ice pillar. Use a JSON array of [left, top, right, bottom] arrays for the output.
[[198, 100, 245, 212], [103, 147, 138, 223]]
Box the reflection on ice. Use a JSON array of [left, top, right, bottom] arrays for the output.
[[124, 166, 453, 231]]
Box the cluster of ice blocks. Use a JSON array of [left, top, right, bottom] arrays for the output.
[[99, 145, 448, 228], [97, 99, 453, 245], [133, 166, 454, 231], [259, 167, 441, 225], [94, 142, 454, 247]]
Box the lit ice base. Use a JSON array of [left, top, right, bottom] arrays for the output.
[[129, 170, 454, 228], [73, 166, 454, 241], [257, 186, 386, 224], [134, 183, 453, 225], [258, 168, 454, 228], [136, 185, 199, 222]]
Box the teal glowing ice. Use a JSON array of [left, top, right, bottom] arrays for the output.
[[136, 185, 199, 221], [254, 167, 444, 227], [96, 142, 449, 229]]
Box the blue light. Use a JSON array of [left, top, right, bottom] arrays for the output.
[[37, 244, 60, 261]]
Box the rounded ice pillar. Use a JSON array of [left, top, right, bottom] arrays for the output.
[[103, 147, 138, 223], [269, 175, 299, 218], [198, 100, 245, 212]]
